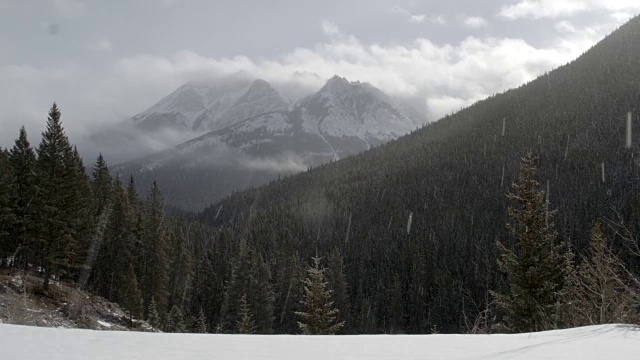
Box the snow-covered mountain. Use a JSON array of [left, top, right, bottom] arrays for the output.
[[192, 79, 290, 132], [113, 76, 425, 210], [131, 77, 253, 132]]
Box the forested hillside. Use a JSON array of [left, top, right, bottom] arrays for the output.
[[3, 17, 640, 336], [195, 16, 640, 332]]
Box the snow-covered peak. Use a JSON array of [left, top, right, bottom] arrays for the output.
[[294, 75, 423, 142], [238, 79, 287, 105], [132, 77, 254, 132], [318, 75, 364, 97], [192, 79, 289, 132]]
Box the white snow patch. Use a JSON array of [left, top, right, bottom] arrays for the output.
[[1, 324, 639, 360], [97, 320, 113, 328]]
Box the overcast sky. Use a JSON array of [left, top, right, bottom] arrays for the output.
[[1, 0, 638, 148]]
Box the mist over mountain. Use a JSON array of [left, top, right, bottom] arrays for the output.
[[112, 75, 425, 210]]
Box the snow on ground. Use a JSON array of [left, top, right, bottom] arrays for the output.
[[1, 324, 639, 360]]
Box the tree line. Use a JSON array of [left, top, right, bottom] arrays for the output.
[[2, 104, 639, 334], [0, 104, 344, 334]]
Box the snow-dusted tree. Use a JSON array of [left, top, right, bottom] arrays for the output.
[[194, 307, 207, 333], [296, 256, 344, 335], [566, 221, 640, 326], [492, 153, 573, 333], [237, 294, 256, 334], [147, 297, 161, 330], [166, 304, 186, 333]]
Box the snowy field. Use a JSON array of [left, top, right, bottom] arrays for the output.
[[1, 323, 639, 359]]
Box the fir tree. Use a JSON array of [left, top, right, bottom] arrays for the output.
[[492, 153, 572, 333], [194, 307, 207, 333], [141, 181, 170, 315], [126, 175, 144, 287], [167, 222, 194, 320], [63, 146, 94, 280], [220, 240, 274, 333], [250, 253, 275, 333], [296, 256, 344, 335], [147, 297, 161, 330], [166, 305, 186, 333], [8, 126, 37, 268], [121, 264, 143, 326], [92, 178, 126, 299], [237, 294, 256, 334], [326, 248, 351, 333], [36, 103, 75, 290], [91, 154, 112, 217], [0, 149, 17, 266]]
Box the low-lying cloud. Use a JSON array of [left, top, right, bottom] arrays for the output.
[[499, 0, 640, 20], [0, 10, 630, 161], [239, 153, 308, 173]]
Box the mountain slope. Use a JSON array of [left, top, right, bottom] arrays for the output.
[[192, 79, 289, 132], [132, 77, 253, 132], [115, 77, 425, 210], [197, 18, 640, 333]]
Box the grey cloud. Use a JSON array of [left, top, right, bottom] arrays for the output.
[[0, 0, 634, 158]]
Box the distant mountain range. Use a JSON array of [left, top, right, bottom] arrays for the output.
[[110, 75, 426, 210]]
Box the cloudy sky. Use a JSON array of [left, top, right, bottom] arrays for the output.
[[0, 0, 638, 149]]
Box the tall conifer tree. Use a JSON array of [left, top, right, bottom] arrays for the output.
[[0, 149, 17, 265], [36, 103, 74, 290], [141, 181, 170, 315], [9, 127, 37, 268], [492, 153, 572, 332], [296, 256, 344, 335]]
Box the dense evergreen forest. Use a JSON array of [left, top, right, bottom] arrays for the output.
[[2, 17, 640, 335], [196, 16, 640, 332]]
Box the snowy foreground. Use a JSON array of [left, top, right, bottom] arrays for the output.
[[1, 324, 639, 359]]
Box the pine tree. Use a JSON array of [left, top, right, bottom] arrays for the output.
[[237, 294, 256, 334], [141, 181, 170, 315], [63, 146, 94, 280], [91, 154, 112, 217], [326, 248, 351, 333], [92, 178, 124, 299], [566, 221, 640, 325], [166, 305, 186, 333], [126, 175, 144, 287], [194, 307, 207, 333], [0, 148, 17, 266], [147, 297, 161, 330], [121, 264, 143, 325], [220, 240, 274, 333], [250, 253, 275, 333], [8, 126, 37, 269], [36, 103, 75, 290], [167, 222, 194, 320], [296, 256, 345, 335], [491, 153, 572, 333]]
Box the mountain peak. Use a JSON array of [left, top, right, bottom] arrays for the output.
[[321, 75, 353, 92], [250, 78, 271, 87]]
